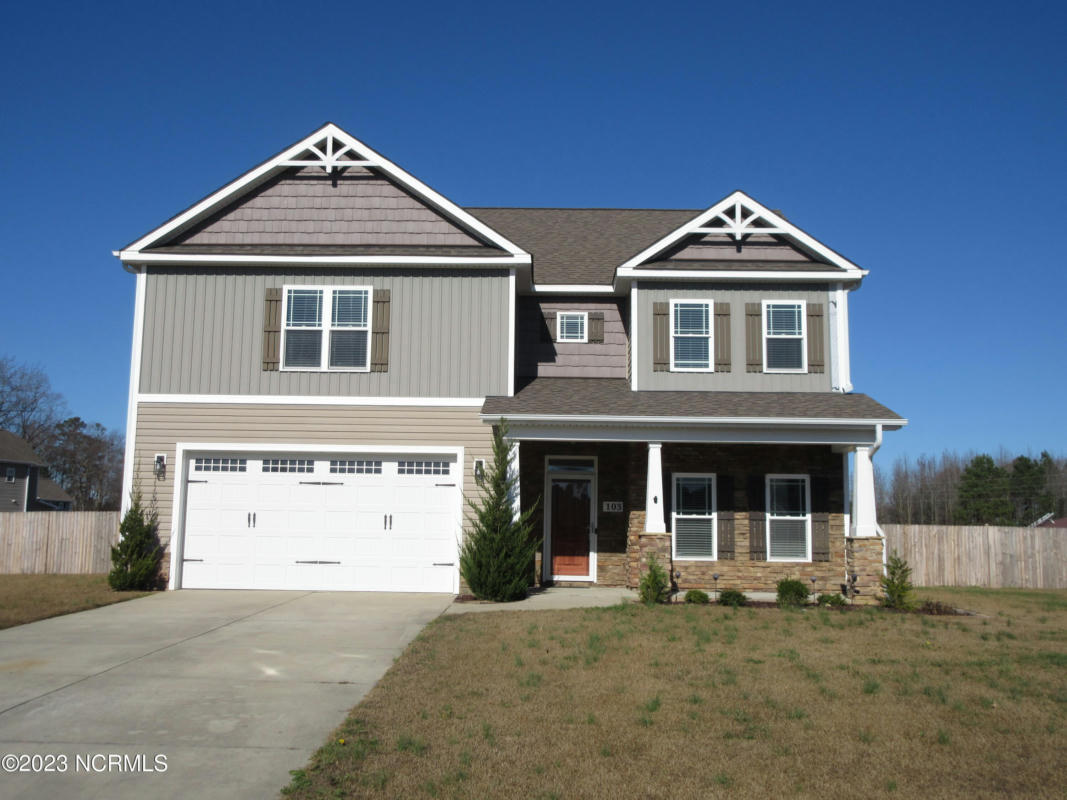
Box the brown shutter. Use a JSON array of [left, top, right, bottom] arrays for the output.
[[589, 312, 605, 344], [718, 511, 735, 560], [262, 288, 281, 371], [745, 302, 763, 373], [807, 303, 825, 373], [371, 289, 390, 373], [541, 310, 557, 343], [652, 301, 669, 372], [748, 511, 767, 561], [714, 301, 731, 371], [811, 512, 830, 562]]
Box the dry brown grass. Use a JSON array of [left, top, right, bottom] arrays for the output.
[[284, 588, 1067, 800], [0, 574, 150, 629]]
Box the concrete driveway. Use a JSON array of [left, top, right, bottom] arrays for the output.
[[0, 590, 452, 800]]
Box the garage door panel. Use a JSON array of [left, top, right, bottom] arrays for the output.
[[181, 452, 459, 592]]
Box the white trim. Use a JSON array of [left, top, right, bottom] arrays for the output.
[[630, 282, 639, 390], [828, 285, 841, 391], [502, 423, 887, 447], [671, 472, 717, 561], [616, 191, 865, 275], [139, 394, 485, 406], [766, 473, 812, 562], [121, 269, 146, 515], [507, 269, 516, 397], [556, 311, 589, 343], [169, 441, 464, 591], [669, 299, 714, 372], [543, 455, 598, 583], [22, 467, 30, 511], [117, 251, 531, 267], [122, 123, 529, 257], [488, 413, 906, 427], [762, 299, 807, 373], [533, 284, 616, 294], [644, 443, 666, 533], [615, 267, 863, 282], [837, 286, 852, 392], [280, 284, 372, 373]]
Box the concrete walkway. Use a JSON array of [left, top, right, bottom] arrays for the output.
[[445, 586, 637, 614], [0, 590, 452, 800]]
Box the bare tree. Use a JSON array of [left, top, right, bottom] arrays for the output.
[[0, 356, 67, 449]]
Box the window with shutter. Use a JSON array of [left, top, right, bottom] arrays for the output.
[[763, 300, 807, 372], [556, 312, 588, 343], [281, 285, 372, 372], [670, 300, 713, 371], [671, 473, 717, 560], [766, 475, 811, 561]]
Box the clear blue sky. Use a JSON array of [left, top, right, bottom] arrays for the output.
[[1, 0, 1064, 469]]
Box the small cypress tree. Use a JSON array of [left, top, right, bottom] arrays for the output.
[[460, 420, 540, 601], [880, 550, 915, 610], [108, 492, 163, 591]]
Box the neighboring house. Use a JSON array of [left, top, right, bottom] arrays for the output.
[[1036, 517, 1067, 529], [0, 430, 73, 511], [116, 122, 905, 598]]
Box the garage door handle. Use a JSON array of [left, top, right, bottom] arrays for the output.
[[247, 512, 251, 528]]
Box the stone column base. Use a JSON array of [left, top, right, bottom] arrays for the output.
[[845, 536, 885, 605]]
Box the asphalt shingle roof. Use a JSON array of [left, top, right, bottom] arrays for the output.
[[0, 430, 45, 465], [482, 378, 904, 422]]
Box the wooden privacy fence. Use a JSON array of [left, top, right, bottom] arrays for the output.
[[882, 524, 1067, 588], [0, 512, 120, 574]]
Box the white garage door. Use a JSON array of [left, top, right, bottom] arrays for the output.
[[180, 452, 460, 592]]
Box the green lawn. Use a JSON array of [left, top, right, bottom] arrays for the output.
[[0, 574, 150, 629], [283, 587, 1067, 800]]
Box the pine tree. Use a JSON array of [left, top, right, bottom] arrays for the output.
[[108, 493, 163, 591], [460, 421, 540, 601], [955, 455, 1012, 525]]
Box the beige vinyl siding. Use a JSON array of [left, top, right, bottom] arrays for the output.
[[516, 297, 628, 378], [637, 283, 833, 391], [140, 269, 510, 397], [131, 403, 494, 557]]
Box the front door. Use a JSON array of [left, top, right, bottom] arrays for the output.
[[550, 477, 592, 578]]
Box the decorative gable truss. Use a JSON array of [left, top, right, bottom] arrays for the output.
[[116, 123, 531, 267], [616, 190, 866, 282]]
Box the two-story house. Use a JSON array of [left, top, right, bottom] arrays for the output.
[[116, 123, 904, 599]]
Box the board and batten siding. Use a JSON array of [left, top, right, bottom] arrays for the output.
[[636, 283, 834, 391], [131, 403, 495, 556], [140, 268, 510, 397], [517, 297, 628, 379]]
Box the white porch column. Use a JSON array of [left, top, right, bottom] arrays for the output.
[[851, 445, 880, 538], [645, 442, 666, 533], [507, 440, 521, 521]]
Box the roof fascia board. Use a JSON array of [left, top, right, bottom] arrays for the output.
[[117, 250, 531, 267], [495, 422, 887, 446], [616, 190, 865, 275], [616, 267, 865, 282], [482, 413, 906, 428], [531, 284, 617, 294], [122, 123, 530, 257]]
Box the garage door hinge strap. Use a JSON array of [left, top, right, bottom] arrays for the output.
[[187, 479, 208, 484], [299, 481, 343, 485], [436, 483, 456, 487], [295, 560, 341, 565], [433, 562, 455, 567], [183, 558, 204, 562]]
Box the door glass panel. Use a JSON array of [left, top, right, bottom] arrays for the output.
[[547, 458, 595, 473]]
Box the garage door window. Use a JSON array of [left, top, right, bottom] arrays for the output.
[[330, 459, 383, 474], [194, 458, 247, 472], [262, 458, 314, 473], [398, 460, 450, 475]]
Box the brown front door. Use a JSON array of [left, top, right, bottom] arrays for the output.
[[550, 477, 591, 577]]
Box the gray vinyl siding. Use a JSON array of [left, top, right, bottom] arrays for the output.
[[140, 268, 510, 397], [131, 403, 494, 552], [0, 463, 30, 511], [637, 282, 833, 391], [170, 167, 483, 247], [517, 297, 628, 378]]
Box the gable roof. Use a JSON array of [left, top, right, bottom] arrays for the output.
[[467, 208, 698, 285], [0, 430, 45, 466], [617, 190, 865, 280], [117, 123, 530, 267]]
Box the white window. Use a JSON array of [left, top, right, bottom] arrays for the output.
[[194, 458, 247, 473], [556, 312, 588, 343], [329, 459, 382, 475], [672, 473, 716, 560], [766, 475, 811, 561], [397, 460, 450, 475], [670, 300, 713, 371], [282, 285, 372, 371], [763, 300, 806, 372], [4, 466, 15, 483], [262, 459, 315, 473]]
